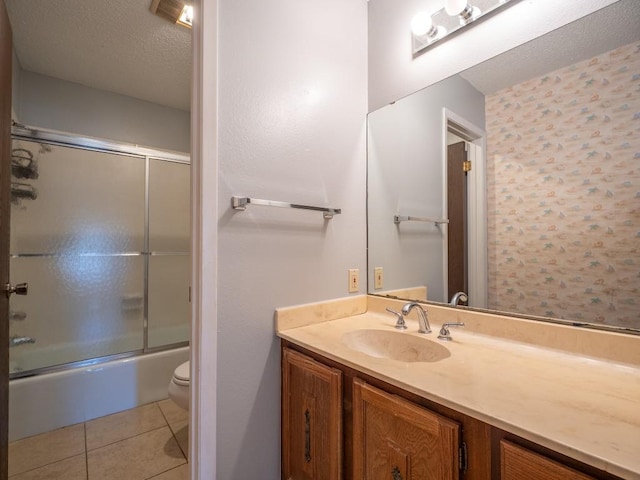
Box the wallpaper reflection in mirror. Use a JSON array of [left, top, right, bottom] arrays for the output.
[[487, 41, 640, 328]]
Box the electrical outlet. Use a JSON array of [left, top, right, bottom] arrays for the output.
[[348, 269, 359, 293], [374, 267, 384, 290]]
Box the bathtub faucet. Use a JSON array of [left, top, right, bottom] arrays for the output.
[[9, 336, 36, 347]]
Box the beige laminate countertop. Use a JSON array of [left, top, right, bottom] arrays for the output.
[[276, 297, 640, 480]]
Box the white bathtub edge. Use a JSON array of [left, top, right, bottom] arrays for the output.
[[9, 347, 189, 442]]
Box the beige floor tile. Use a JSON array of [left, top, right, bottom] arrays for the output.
[[169, 421, 188, 458], [87, 426, 185, 480], [8, 453, 87, 480], [86, 403, 167, 451], [157, 399, 188, 426], [148, 463, 189, 480], [8, 423, 86, 476]]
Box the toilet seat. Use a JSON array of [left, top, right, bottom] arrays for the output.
[[168, 361, 190, 410], [172, 361, 190, 386]]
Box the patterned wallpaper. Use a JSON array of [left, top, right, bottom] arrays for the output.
[[486, 41, 640, 329]]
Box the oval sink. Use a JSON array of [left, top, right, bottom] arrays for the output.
[[341, 329, 450, 363]]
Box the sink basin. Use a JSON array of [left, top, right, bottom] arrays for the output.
[[341, 329, 450, 363]]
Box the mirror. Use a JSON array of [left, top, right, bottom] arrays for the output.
[[367, 0, 640, 333]]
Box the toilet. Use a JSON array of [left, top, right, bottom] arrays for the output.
[[168, 361, 190, 410]]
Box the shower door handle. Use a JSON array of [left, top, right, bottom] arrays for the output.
[[5, 282, 28, 298]]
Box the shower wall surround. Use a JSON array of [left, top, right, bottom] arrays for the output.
[[486, 41, 640, 328], [9, 138, 190, 375]]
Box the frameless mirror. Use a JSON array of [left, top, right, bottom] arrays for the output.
[[367, 0, 640, 333]]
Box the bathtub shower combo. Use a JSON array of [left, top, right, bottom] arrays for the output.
[[8, 127, 190, 441]]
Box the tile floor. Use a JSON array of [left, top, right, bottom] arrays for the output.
[[8, 399, 189, 480]]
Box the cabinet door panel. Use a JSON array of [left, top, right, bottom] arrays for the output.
[[501, 441, 595, 480], [282, 348, 342, 480], [353, 379, 460, 480]]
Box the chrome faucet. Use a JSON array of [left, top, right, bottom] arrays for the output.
[[386, 307, 407, 330], [9, 336, 35, 347], [449, 291, 468, 306], [438, 322, 465, 341], [401, 302, 431, 334]]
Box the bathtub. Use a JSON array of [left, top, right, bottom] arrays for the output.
[[8, 346, 189, 441]]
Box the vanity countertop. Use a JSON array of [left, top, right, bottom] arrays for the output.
[[276, 296, 640, 479]]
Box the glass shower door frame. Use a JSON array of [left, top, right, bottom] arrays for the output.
[[9, 125, 190, 379]]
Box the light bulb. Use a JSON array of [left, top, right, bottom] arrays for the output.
[[445, 0, 468, 16], [411, 11, 440, 41], [179, 5, 193, 26], [411, 12, 434, 37], [445, 0, 478, 24]]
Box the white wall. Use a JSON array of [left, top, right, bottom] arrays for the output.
[[212, 0, 368, 477], [368, 0, 620, 111], [16, 71, 190, 153], [368, 74, 484, 302]]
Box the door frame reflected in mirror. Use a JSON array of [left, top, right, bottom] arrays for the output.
[[443, 109, 487, 308]]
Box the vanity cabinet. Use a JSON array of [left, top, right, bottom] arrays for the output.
[[500, 441, 595, 480], [282, 348, 343, 480], [281, 343, 622, 480], [353, 379, 460, 480]]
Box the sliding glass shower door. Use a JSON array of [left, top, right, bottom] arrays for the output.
[[147, 158, 191, 349], [9, 137, 190, 376]]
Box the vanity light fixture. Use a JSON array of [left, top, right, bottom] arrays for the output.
[[150, 0, 193, 29], [412, 0, 514, 56]]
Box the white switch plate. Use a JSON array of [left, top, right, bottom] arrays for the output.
[[374, 267, 383, 290], [348, 268, 359, 293]]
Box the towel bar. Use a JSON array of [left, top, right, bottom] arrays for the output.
[[232, 196, 341, 219], [394, 214, 449, 225]]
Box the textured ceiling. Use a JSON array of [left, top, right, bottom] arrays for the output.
[[6, 0, 192, 111], [460, 0, 640, 95], [6, 1, 638, 110]]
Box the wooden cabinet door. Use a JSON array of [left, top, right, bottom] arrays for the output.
[[353, 379, 460, 480], [282, 348, 343, 480], [501, 441, 595, 480]]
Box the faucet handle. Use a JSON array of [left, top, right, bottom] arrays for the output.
[[385, 307, 407, 330], [438, 322, 465, 341]]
